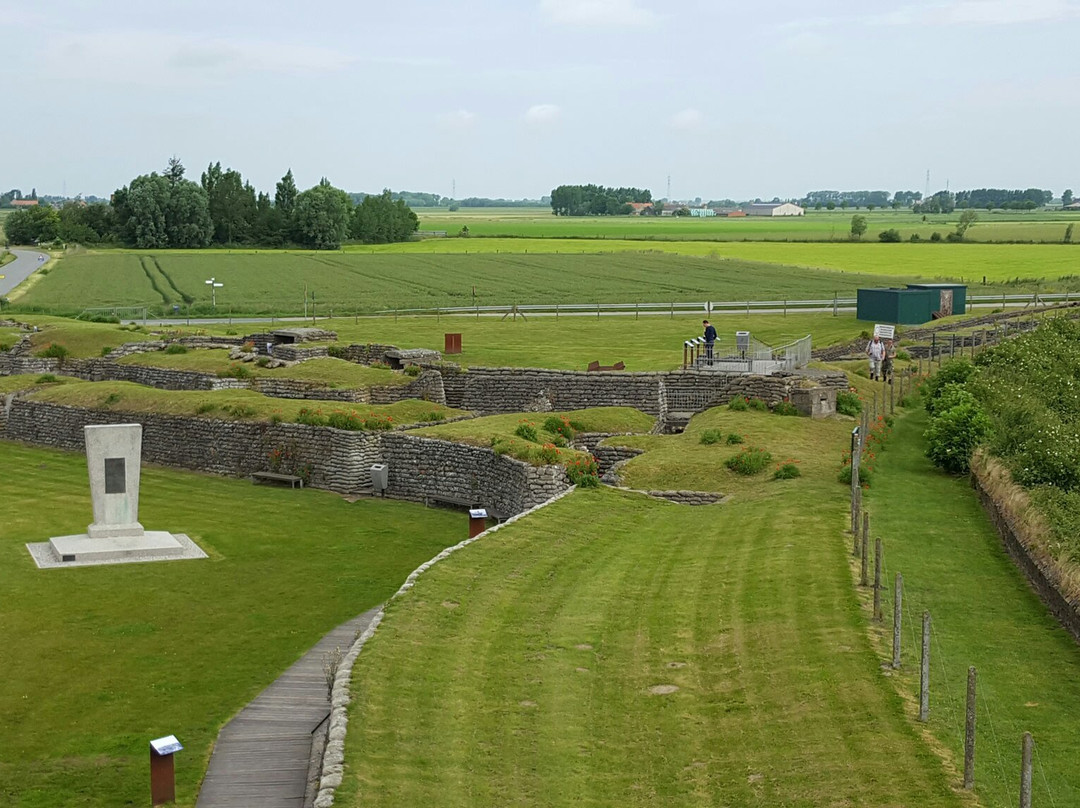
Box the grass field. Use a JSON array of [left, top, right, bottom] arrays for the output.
[[338, 408, 968, 807], [865, 409, 1080, 806], [417, 207, 1080, 244], [25, 381, 461, 424], [117, 351, 410, 387], [12, 250, 923, 316], [0, 440, 463, 808]]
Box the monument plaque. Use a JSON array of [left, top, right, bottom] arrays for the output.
[[104, 458, 126, 494]]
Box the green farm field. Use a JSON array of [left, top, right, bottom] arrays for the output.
[[12, 250, 922, 316], [418, 207, 1080, 244], [0, 440, 462, 808]]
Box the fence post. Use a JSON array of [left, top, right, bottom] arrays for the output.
[[833, 292, 838, 316], [860, 527, 869, 587], [892, 573, 903, 668], [1020, 732, 1033, 808], [889, 375, 895, 414], [873, 538, 883, 621], [919, 611, 931, 722], [556, 303, 559, 320], [964, 666, 976, 790]]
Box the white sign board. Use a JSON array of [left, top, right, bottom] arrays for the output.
[[150, 735, 183, 755], [469, 509, 488, 519], [874, 324, 896, 340]]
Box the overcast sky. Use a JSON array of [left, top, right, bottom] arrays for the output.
[[2, 0, 1077, 201]]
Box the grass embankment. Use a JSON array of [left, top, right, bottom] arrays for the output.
[[23, 317, 209, 358], [412, 408, 654, 466], [25, 381, 461, 425], [0, 441, 463, 808], [0, 374, 79, 394], [0, 249, 14, 268], [117, 350, 410, 387], [865, 409, 1080, 806], [606, 405, 849, 499], [339, 476, 964, 806]]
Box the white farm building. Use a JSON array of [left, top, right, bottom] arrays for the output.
[[745, 202, 805, 217]]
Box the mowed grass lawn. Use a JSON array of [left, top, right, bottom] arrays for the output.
[[0, 441, 463, 808], [866, 410, 1080, 807], [338, 412, 965, 807], [14, 249, 921, 315]]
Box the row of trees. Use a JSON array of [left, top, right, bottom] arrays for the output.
[[549, 185, 652, 216], [954, 188, 1054, 210], [4, 159, 419, 249]]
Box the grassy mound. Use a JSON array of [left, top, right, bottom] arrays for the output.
[[118, 351, 409, 387]]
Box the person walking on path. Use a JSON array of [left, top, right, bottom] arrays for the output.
[[703, 320, 717, 364], [867, 334, 886, 381], [882, 339, 897, 384]]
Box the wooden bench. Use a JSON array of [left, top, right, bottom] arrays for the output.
[[252, 471, 304, 489], [424, 494, 476, 510], [586, 360, 626, 372]]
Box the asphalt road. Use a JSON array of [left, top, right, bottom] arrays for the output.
[[0, 248, 49, 297]]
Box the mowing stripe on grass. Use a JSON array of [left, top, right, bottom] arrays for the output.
[[339, 484, 964, 807]]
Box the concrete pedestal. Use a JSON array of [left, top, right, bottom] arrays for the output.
[[49, 531, 184, 563]]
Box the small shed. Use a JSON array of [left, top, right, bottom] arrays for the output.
[[906, 283, 966, 317]]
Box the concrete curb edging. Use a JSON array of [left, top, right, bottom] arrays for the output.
[[312, 485, 577, 808]]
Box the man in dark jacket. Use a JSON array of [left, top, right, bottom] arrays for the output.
[[703, 320, 717, 364]]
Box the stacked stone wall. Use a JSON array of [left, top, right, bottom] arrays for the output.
[[328, 344, 400, 365]]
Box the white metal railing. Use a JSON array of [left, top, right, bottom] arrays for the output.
[[683, 334, 812, 373]]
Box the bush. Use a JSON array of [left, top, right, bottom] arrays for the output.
[[896, 350, 911, 361], [772, 400, 799, 416], [256, 356, 271, 367], [327, 410, 363, 430], [923, 359, 976, 412], [37, 343, 69, 360], [514, 421, 540, 442], [327, 345, 347, 358], [551, 434, 568, 448], [403, 364, 422, 377], [930, 231, 943, 242], [100, 346, 113, 357], [728, 396, 749, 411], [836, 389, 862, 417], [773, 462, 802, 480], [726, 433, 745, 445], [838, 463, 873, 487], [296, 407, 326, 427], [543, 415, 575, 441], [566, 456, 601, 487], [370, 361, 392, 370], [536, 443, 561, 464], [699, 429, 726, 445], [35, 374, 58, 384], [218, 363, 253, 380], [925, 401, 990, 474], [926, 384, 976, 417], [222, 403, 258, 419], [725, 446, 773, 475], [102, 392, 122, 406], [195, 402, 216, 414], [748, 397, 769, 412], [164, 344, 188, 355], [418, 411, 446, 422], [878, 228, 902, 242]]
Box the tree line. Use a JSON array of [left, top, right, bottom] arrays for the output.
[[549, 185, 652, 216], [954, 188, 1054, 210], [3, 158, 419, 249]]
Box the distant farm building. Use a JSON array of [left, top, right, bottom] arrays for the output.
[[1065, 201, 1080, 210], [745, 202, 804, 217], [689, 207, 716, 217], [627, 202, 653, 215], [10, 199, 39, 208], [727, 210, 747, 218]]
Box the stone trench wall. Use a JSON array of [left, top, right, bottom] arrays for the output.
[[3, 399, 566, 512]]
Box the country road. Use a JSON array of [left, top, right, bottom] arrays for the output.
[[0, 249, 49, 297]]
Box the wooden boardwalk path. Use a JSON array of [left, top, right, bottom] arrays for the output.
[[196, 607, 380, 808]]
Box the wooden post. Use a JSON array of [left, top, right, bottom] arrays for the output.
[[860, 528, 869, 587], [1020, 732, 1033, 808], [873, 538, 883, 621], [964, 666, 976, 790], [889, 375, 895, 414], [892, 573, 903, 668], [919, 611, 931, 722]]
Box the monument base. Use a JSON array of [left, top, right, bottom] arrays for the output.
[[27, 532, 207, 569], [87, 521, 145, 539]]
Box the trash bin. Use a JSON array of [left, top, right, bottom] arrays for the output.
[[370, 464, 388, 495]]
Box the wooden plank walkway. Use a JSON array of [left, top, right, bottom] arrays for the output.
[[197, 607, 380, 808]]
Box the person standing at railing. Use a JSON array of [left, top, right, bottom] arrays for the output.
[[703, 320, 717, 365]]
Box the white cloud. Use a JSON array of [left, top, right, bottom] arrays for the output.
[[539, 0, 656, 27], [524, 103, 562, 124], [669, 108, 704, 130], [439, 109, 477, 129], [875, 0, 1079, 25]]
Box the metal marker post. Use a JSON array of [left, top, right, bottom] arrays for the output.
[[892, 573, 902, 668], [919, 612, 931, 722]]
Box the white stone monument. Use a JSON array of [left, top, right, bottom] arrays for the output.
[[28, 424, 206, 568]]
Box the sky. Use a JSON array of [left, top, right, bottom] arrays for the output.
[[2, 0, 1078, 202]]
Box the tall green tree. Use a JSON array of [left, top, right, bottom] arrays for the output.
[[292, 179, 351, 249], [113, 171, 211, 248], [4, 205, 60, 244], [350, 189, 419, 244], [275, 169, 298, 214], [202, 163, 256, 244], [850, 214, 867, 240], [1064, 189, 1075, 206]]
